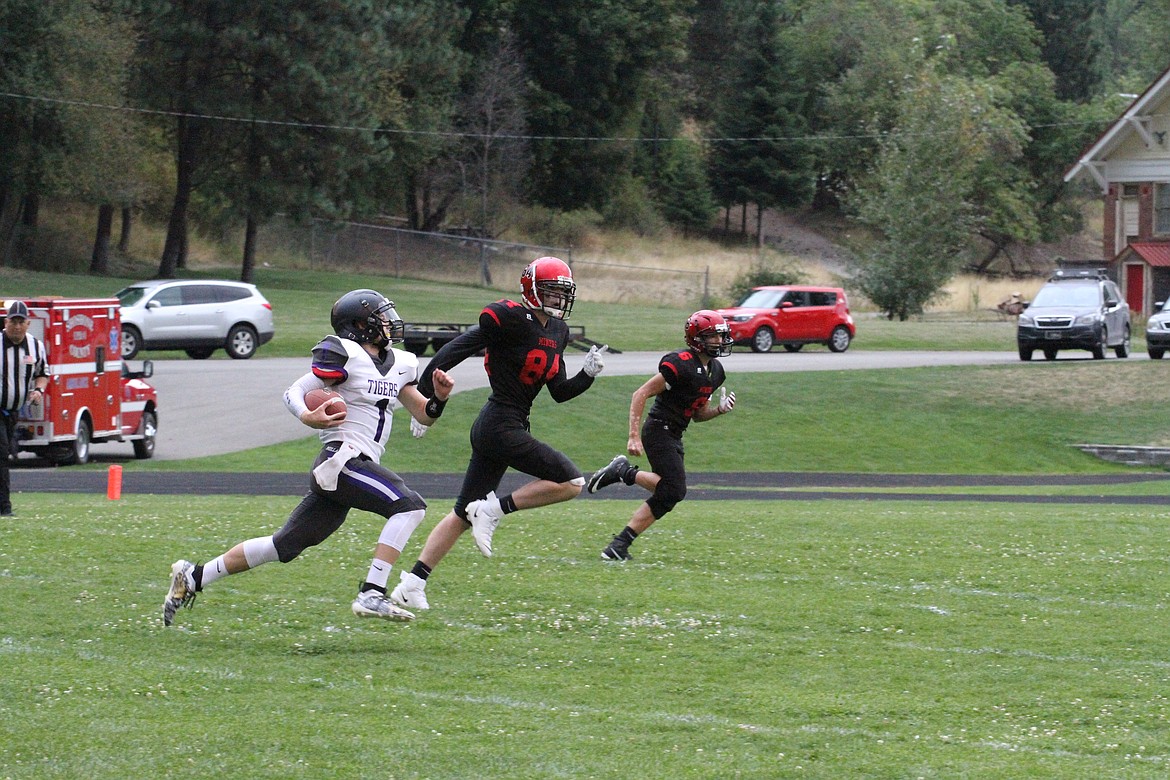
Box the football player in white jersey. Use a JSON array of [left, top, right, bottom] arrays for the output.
[[163, 289, 454, 626]]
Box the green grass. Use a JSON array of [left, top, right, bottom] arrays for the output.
[[0, 265, 1046, 355], [6, 265, 1170, 777], [3, 494, 1170, 778], [121, 361, 1170, 475]]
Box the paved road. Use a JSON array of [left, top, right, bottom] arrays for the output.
[[101, 349, 1022, 462]]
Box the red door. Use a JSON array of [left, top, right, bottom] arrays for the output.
[[1125, 264, 1145, 314]]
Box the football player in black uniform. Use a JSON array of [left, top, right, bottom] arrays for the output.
[[162, 289, 454, 626], [390, 256, 606, 610], [585, 310, 736, 560]]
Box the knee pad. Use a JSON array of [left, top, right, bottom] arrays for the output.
[[647, 482, 686, 518], [377, 508, 426, 552], [242, 536, 280, 568]]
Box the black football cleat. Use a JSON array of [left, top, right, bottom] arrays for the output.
[[588, 455, 629, 494], [601, 540, 633, 561]]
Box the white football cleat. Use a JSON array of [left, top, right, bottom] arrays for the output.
[[466, 491, 502, 557], [163, 559, 197, 626], [352, 590, 414, 621], [389, 571, 430, 611]]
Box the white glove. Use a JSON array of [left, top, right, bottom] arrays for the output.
[[410, 417, 429, 438], [716, 387, 736, 415], [583, 344, 607, 378]]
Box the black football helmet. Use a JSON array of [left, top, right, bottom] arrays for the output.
[[330, 289, 404, 347], [685, 310, 733, 357]]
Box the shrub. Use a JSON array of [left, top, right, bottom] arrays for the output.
[[726, 252, 809, 304], [514, 205, 603, 248], [602, 175, 666, 237]]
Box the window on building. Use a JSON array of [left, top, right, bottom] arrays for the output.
[[1156, 183, 1170, 235]]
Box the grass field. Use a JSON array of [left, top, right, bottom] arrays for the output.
[[0, 264, 1048, 355], [5, 266, 1170, 777], [3, 494, 1170, 778]]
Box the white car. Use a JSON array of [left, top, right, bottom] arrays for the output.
[[115, 279, 275, 360], [1146, 299, 1170, 359]]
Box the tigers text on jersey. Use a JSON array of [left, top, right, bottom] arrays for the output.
[[650, 348, 727, 431], [310, 335, 419, 461]]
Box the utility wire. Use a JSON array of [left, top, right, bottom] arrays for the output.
[[0, 90, 1119, 144]]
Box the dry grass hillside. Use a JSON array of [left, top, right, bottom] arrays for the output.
[[16, 200, 1106, 317], [570, 203, 1105, 316]]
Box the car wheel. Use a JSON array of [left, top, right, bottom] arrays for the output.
[[1018, 346, 1033, 361], [1114, 327, 1131, 358], [827, 326, 852, 353], [133, 410, 157, 459], [121, 326, 141, 360], [750, 327, 775, 353], [782, 343, 803, 353], [1091, 328, 1107, 359], [1150, 347, 1165, 360], [185, 348, 215, 360], [56, 417, 92, 466], [404, 339, 428, 356], [226, 324, 258, 359], [1043, 348, 1057, 361]]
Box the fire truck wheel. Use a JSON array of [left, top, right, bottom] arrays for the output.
[[133, 411, 157, 459], [121, 326, 142, 360], [226, 324, 258, 359], [56, 417, 92, 466]]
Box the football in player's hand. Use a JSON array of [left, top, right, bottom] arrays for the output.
[[305, 387, 346, 416]]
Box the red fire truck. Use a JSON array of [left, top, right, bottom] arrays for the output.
[[7, 298, 159, 465]]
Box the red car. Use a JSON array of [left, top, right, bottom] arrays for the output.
[[717, 285, 855, 353]]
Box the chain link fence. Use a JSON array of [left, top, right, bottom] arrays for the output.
[[291, 219, 710, 308]]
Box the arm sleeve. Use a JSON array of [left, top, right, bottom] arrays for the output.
[[284, 371, 327, 418], [546, 330, 593, 402], [417, 323, 491, 397], [34, 339, 48, 379]]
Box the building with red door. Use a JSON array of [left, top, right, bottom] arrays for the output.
[[1066, 66, 1170, 315]]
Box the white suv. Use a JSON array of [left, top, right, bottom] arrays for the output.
[[116, 279, 275, 360]]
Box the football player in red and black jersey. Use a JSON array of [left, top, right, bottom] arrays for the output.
[[162, 289, 454, 626], [585, 310, 736, 560], [390, 256, 606, 611]]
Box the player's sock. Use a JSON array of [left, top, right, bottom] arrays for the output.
[[410, 560, 432, 581], [615, 526, 639, 546], [498, 494, 518, 515], [195, 560, 221, 589], [362, 559, 392, 594]]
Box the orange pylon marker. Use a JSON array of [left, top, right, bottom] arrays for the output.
[[107, 464, 123, 500]]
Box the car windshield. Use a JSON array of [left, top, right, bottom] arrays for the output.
[[737, 289, 784, 308], [1030, 283, 1100, 308], [116, 287, 149, 306]]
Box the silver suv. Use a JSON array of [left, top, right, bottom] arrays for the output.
[[1016, 269, 1130, 361], [116, 279, 275, 360]]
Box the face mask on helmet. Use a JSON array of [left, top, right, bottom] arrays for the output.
[[521, 257, 576, 320], [331, 289, 405, 347], [685, 310, 733, 357]]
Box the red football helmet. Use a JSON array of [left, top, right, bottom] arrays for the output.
[[520, 256, 576, 320], [685, 310, 733, 357]]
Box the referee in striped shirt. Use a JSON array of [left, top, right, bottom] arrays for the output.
[[0, 301, 48, 516]]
